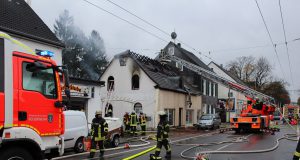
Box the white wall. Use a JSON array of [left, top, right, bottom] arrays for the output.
[[12, 36, 62, 65], [86, 86, 102, 124], [208, 63, 247, 116], [100, 57, 157, 128]]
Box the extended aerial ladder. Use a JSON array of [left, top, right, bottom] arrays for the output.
[[159, 53, 273, 101], [159, 52, 277, 133]]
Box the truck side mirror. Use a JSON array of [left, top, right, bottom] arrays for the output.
[[62, 68, 71, 99]]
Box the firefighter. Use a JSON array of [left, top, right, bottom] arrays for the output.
[[293, 138, 300, 160], [123, 112, 130, 133], [89, 110, 108, 158], [139, 111, 147, 136], [130, 111, 138, 136], [150, 111, 171, 160]]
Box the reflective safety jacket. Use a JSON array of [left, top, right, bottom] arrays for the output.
[[157, 121, 169, 141], [130, 113, 138, 126], [90, 117, 108, 141], [139, 114, 146, 126]]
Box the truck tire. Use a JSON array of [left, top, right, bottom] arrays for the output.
[[0, 147, 33, 160], [74, 137, 84, 153], [112, 135, 120, 147]]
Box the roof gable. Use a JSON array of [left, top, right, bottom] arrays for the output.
[[0, 0, 64, 47], [209, 61, 246, 86]]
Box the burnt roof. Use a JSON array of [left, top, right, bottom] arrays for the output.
[[168, 42, 212, 71], [0, 0, 64, 47], [116, 50, 200, 95]]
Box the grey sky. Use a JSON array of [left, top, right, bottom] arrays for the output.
[[31, 0, 300, 101]]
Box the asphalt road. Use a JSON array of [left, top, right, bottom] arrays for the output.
[[54, 124, 299, 160]]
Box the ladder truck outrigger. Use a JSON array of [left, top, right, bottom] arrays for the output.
[[158, 50, 277, 134], [0, 32, 71, 160]]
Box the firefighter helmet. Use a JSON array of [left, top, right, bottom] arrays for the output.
[[158, 111, 166, 116], [95, 110, 102, 115]]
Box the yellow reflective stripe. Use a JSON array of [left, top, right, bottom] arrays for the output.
[[295, 151, 300, 157], [0, 32, 35, 54], [3, 124, 59, 136], [90, 149, 97, 152]]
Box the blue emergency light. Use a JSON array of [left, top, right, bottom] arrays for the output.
[[37, 50, 54, 57]]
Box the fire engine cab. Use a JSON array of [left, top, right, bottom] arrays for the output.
[[0, 32, 70, 160]]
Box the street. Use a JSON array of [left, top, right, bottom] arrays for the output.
[[54, 124, 298, 160]]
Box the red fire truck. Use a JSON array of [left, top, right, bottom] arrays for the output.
[[0, 32, 70, 159]]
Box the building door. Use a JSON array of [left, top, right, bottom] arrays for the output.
[[179, 108, 182, 126]]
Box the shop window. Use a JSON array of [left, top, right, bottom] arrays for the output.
[[134, 103, 142, 114], [107, 76, 114, 91], [186, 110, 193, 125], [132, 74, 139, 90], [165, 109, 175, 126]]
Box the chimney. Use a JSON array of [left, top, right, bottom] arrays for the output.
[[220, 64, 223, 68], [177, 43, 181, 48]]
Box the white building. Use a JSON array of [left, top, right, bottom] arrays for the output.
[[208, 62, 247, 122], [0, 0, 102, 124], [100, 51, 203, 128]]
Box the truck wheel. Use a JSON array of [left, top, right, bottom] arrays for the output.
[[74, 137, 85, 153], [0, 147, 33, 160], [112, 135, 120, 147]]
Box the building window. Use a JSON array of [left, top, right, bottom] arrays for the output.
[[176, 62, 183, 71], [134, 103, 142, 114], [206, 81, 209, 95], [119, 57, 127, 66], [132, 74, 140, 90], [215, 84, 218, 97], [91, 87, 95, 98], [203, 79, 206, 95], [211, 83, 214, 97], [209, 82, 212, 96], [105, 103, 113, 117], [107, 76, 114, 91], [165, 109, 175, 126], [186, 110, 193, 126]]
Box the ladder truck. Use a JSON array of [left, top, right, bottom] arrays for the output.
[[0, 32, 70, 159], [159, 51, 276, 133]]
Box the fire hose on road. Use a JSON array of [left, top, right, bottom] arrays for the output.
[[179, 133, 298, 160], [52, 135, 154, 160]]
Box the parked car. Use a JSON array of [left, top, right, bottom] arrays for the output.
[[195, 114, 221, 130], [63, 110, 89, 153], [104, 117, 123, 147]]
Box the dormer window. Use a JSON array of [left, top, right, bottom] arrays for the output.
[[107, 76, 114, 91], [132, 74, 139, 90]]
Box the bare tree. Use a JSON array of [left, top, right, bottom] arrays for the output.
[[254, 57, 272, 90], [226, 56, 255, 81]]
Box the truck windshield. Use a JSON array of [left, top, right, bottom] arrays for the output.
[[201, 115, 212, 120], [22, 62, 57, 99]]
